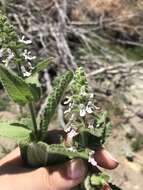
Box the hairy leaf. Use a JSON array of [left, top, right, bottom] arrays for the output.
[[32, 58, 54, 74], [96, 111, 108, 127], [0, 65, 34, 105], [25, 141, 89, 167], [78, 127, 104, 138], [41, 71, 73, 135], [101, 122, 112, 144], [0, 121, 31, 142]]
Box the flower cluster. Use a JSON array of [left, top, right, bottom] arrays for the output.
[[20, 39, 36, 77], [0, 13, 36, 77], [63, 67, 100, 165]]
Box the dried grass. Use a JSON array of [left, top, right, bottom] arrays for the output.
[[71, 0, 143, 41]]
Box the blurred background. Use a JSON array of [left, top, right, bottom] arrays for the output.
[[0, 1, 143, 189]]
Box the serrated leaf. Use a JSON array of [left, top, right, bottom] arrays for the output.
[[0, 65, 34, 105], [0, 121, 31, 142], [74, 127, 104, 149], [32, 58, 54, 74], [96, 111, 108, 127], [101, 122, 112, 144], [79, 127, 104, 138], [25, 141, 89, 167], [41, 71, 73, 135]]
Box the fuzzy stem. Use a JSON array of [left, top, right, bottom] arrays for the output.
[[16, 62, 38, 139], [29, 102, 38, 139], [80, 119, 88, 147]]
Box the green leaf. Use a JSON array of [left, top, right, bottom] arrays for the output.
[[96, 111, 108, 127], [101, 122, 112, 144], [90, 173, 109, 187], [84, 174, 95, 190], [41, 71, 73, 135], [0, 121, 31, 142], [79, 127, 104, 138], [32, 58, 54, 74], [10, 122, 30, 130], [25, 141, 89, 167], [25, 73, 40, 86], [25, 73, 41, 102], [29, 84, 41, 102], [0, 65, 34, 105]]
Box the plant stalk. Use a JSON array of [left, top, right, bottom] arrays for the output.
[[29, 102, 38, 139], [16, 62, 38, 139]]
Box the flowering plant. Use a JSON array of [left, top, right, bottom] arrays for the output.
[[0, 13, 120, 190]]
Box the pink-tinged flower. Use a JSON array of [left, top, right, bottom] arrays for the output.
[[19, 35, 32, 45], [67, 128, 78, 139], [88, 151, 97, 166], [80, 104, 86, 117]]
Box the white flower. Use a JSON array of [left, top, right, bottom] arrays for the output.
[[86, 101, 94, 114], [88, 123, 94, 129], [0, 48, 4, 58], [64, 109, 71, 114], [67, 146, 77, 152], [7, 48, 14, 61], [64, 126, 71, 133], [2, 49, 14, 66], [86, 106, 93, 114], [64, 102, 74, 114], [21, 66, 31, 77], [94, 105, 100, 110], [67, 128, 78, 139], [64, 97, 71, 105], [19, 35, 32, 45], [88, 151, 97, 166], [23, 71, 31, 77], [89, 93, 94, 99], [80, 104, 86, 117], [22, 49, 36, 61], [27, 62, 34, 70], [80, 86, 87, 96]]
